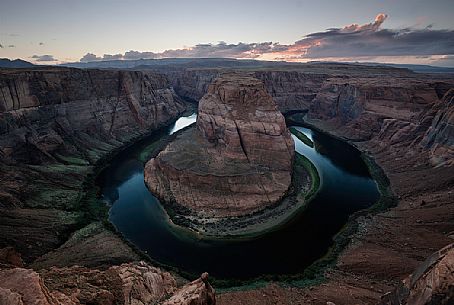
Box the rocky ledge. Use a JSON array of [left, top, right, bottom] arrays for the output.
[[145, 73, 294, 229]]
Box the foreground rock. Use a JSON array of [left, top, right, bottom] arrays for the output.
[[145, 74, 294, 221], [381, 243, 454, 305], [0, 250, 215, 305], [164, 273, 215, 305]]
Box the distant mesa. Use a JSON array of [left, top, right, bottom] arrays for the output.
[[0, 58, 34, 68], [145, 73, 294, 222]]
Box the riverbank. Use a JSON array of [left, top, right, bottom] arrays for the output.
[[144, 121, 321, 240]]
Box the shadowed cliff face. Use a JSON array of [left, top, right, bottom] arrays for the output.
[[145, 74, 294, 219], [0, 68, 185, 165], [0, 67, 186, 262], [307, 77, 454, 167]]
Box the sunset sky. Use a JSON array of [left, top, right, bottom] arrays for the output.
[[1, 0, 453, 66]]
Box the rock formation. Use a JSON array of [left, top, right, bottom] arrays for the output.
[[163, 273, 215, 305], [381, 243, 454, 305], [0, 251, 215, 305], [145, 73, 294, 219]]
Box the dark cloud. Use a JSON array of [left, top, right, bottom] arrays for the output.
[[80, 53, 101, 62], [79, 14, 454, 62], [297, 14, 454, 58], [102, 53, 123, 60], [31, 54, 58, 62], [80, 50, 158, 62], [124, 50, 157, 60], [159, 41, 282, 58]]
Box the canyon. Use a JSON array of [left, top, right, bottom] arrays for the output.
[[0, 62, 453, 304]]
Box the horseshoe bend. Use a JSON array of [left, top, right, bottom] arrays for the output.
[[144, 74, 297, 230]]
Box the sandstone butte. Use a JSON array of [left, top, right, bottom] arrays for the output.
[[145, 73, 295, 219]]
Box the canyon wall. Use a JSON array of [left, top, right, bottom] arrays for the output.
[[0, 67, 186, 262], [167, 66, 453, 166]]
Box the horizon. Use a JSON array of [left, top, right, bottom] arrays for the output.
[[1, 0, 454, 67]]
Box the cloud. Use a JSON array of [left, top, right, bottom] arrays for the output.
[[80, 53, 100, 62], [79, 14, 454, 63], [159, 41, 276, 58], [102, 53, 123, 60], [291, 13, 454, 59], [31, 54, 58, 62], [80, 51, 158, 62], [8, 45, 15, 48], [80, 43, 284, 62], [0, 43, 3, 48], [124, 50, 157, 60]]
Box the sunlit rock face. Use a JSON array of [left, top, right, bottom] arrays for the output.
[[145, 73, 294, 218]]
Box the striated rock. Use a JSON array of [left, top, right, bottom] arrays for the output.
[[421, 88, 454, 166], [110, 261, 177, 305], [145, 73, 294, 219], [254, 70, 328, 112], [163, 273, 215, 305], [167, 69, 219, 102], [40, 261, 177, 305], [381, 243, 454, 305], [0, 67, 186, 165]]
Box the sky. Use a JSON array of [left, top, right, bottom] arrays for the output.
[[1, 0, 454, 66]]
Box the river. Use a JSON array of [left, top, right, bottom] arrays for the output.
[[97, 113, 379, 280]]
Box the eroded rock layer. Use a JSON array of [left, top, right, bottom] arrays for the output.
[[145, 74, 294, 218]]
